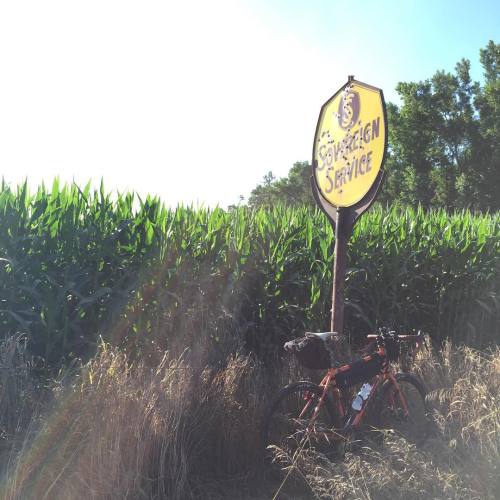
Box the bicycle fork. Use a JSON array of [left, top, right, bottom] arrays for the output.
[[385, 373, 410, 417]]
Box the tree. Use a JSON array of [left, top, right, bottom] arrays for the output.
[[248, 162, 314, 208], [249, 42, 499, 211], [380, 41, 499, 211], [471, 41, 500, 211]]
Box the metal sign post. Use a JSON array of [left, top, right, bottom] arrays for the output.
[[331, 208, 348, 334], [311, 76, 387, 337]]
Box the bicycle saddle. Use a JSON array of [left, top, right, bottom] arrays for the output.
[[305, 332, 339, 342]]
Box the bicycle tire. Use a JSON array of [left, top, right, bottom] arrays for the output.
[[261, 382, 342, 463], [374, 372, 430, 444]]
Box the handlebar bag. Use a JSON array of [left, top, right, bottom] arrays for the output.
[[384, 336, 401, 362]]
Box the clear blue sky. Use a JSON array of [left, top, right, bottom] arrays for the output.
[[0, 0, 498, 206], [255, 0, 499, 102]]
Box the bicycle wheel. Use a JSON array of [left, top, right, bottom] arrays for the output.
[[375, 373, 429, 444], [262, 382, 341, 463]]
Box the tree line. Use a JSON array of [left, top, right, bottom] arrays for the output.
[[248, 41, 499, 211]]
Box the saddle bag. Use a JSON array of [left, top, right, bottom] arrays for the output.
[[335, 353, 384, 389], [284, 332, 351, 370], [284, 335, 331, 369]]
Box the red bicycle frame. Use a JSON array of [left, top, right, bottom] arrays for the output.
[[303, 337, 419, 438]]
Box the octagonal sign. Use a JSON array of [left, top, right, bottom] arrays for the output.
[[313, 79, 387, 208]]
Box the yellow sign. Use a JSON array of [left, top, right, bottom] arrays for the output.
[[313, 80, 386, 207]]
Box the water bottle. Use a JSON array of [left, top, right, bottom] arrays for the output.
[[351, 394, 363, 411], [360, 383, 372, 400], [351, 383, 372, 411]]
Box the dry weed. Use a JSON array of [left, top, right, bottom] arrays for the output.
[[1, 344, 266, 500], [1, 340, 498, 499]]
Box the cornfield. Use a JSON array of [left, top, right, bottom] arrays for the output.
[[0, 180, 498, 367]]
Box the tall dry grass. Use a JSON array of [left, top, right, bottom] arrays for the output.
[[1, 339, 498, 499], [0, 334, 41, 463], [1, 343, 269, 500]]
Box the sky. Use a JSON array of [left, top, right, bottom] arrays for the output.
[[0, 0, 499, 207]]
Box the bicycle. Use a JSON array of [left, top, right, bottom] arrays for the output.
[[262, 329, 430, 463]]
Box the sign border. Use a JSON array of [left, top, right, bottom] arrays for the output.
[[311, 78, 388, 215]]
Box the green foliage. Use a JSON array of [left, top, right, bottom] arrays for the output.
[[248, 162, 314, 208], [0, 181, 498, 368]]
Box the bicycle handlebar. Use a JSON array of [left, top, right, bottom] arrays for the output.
[[366, 333, 421, 341], [366, 329, 428, 350]]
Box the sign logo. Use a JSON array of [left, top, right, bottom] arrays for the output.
[[338, 90, 360, 130], [313, 80, 386, 207]]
